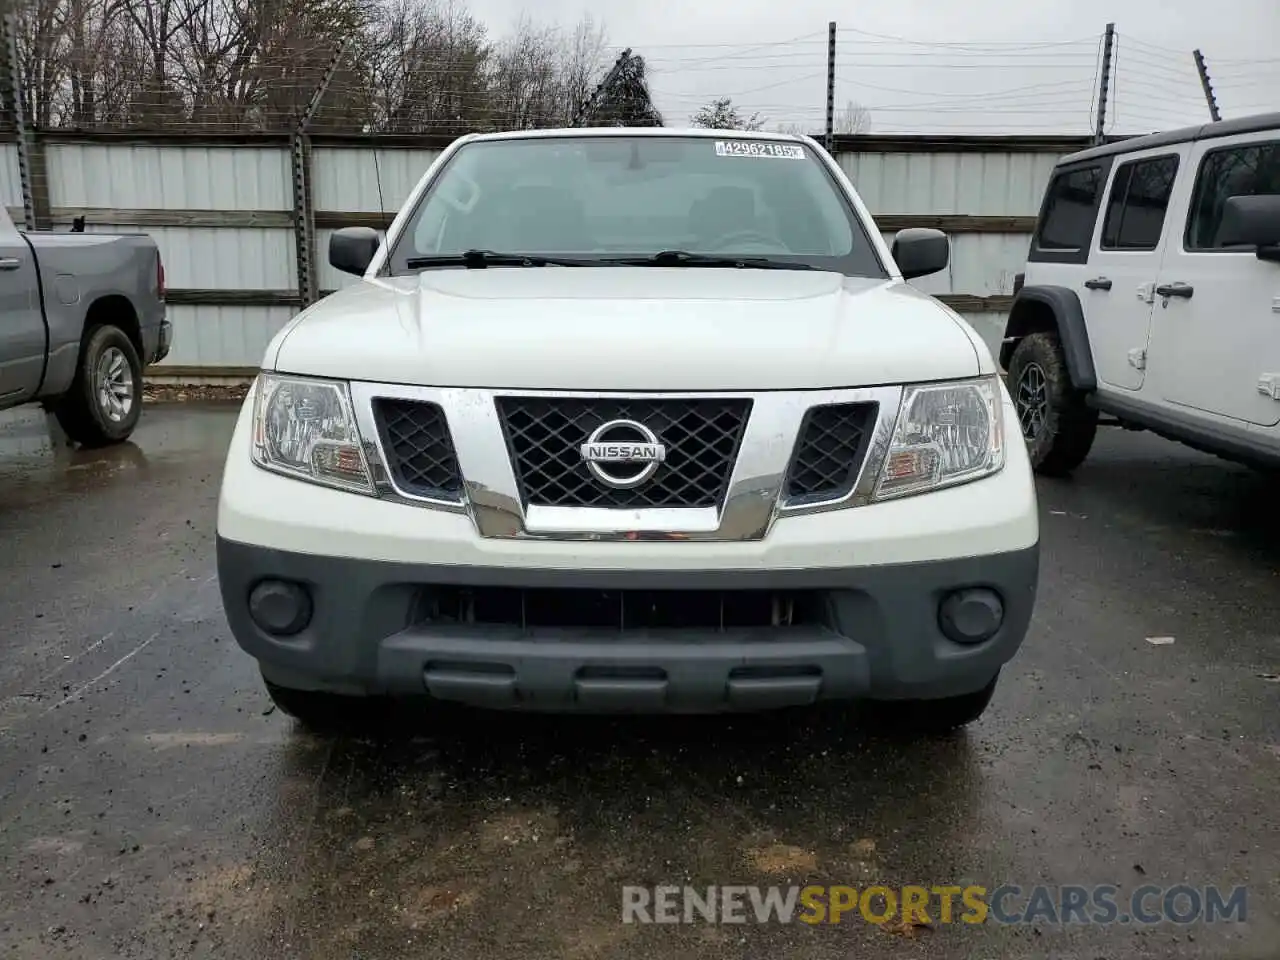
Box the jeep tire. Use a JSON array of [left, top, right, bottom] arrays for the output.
[[1007, 331, 1097, 476]]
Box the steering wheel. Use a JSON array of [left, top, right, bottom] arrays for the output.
[[704, 228, 785, 251]]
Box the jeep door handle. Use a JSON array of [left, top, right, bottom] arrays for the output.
[[0, 257, 21, 270], [1084, 277, 1112, 291], [1155, 282, 1194, 299]]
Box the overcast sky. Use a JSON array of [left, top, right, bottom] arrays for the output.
[[466, 0, 1280, 135]]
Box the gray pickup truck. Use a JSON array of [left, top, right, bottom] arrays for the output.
[[0, 205, 169, 446]]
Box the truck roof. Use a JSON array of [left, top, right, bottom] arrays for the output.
[[457, 127, 810, 145], [1058, 110, 1280, 167]]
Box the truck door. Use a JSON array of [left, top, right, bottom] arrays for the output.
[[0, 207, 46, 404]]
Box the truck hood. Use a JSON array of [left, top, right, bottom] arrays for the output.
[[271, 269, 986, 391]]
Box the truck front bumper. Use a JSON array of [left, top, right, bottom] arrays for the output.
[[217, 537, 1038, 712], [216, 382, 1041, 713]]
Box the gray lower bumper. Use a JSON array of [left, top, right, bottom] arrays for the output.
[[216, 537, 1039, 713]]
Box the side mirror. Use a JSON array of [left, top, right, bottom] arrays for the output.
[[329, 226, 381, 276], [1219, 195, 1280, 262], [891, 227, 949, 280]]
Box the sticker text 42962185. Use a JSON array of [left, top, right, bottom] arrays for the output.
[[714, 141, 806, 160]]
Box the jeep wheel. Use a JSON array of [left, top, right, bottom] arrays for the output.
[[54, 324, 143, 447], [1007, 332, 1097, 476]]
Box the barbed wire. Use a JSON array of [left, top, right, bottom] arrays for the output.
[[1, 8, 1275, 138]]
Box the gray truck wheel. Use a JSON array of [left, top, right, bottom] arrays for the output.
[[1006, 332, 1098, 476], [54, 324, 143, 447]]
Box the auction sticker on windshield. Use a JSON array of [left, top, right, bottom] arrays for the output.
[[714, 141, 805, 159]]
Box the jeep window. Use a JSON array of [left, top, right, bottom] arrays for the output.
[[1100, 155, 1179, 250], [1034, 165, 1104, 251], [1186, 139, 1280, 250], [386, 136, 888, 277]]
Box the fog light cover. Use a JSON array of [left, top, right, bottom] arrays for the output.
[[248, 579, 313, 636], [938, 588, 1004, 644]]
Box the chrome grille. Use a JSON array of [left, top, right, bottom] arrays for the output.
[[783, 402, 878, 503], [372, 398, 464, 500], [495, 396, 752, 508]]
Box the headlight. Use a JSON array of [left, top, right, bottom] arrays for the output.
[[251, 373, 374, 494], [874, 376, 1005, 500]]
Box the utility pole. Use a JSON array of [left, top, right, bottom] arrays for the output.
[[824, 21, 836, 152], [575, 49, 630, 127], [1193, 49, 1222, 122], [1093, 22, 1115, 145]]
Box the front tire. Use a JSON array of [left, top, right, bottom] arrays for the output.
[[53, 324, 143, 447], [264, 678, 388, 735], [874, 674, 999, 736], [1007, 331, 1097, 476]]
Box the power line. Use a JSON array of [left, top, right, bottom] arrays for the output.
[[835, 27, 1099, 50]]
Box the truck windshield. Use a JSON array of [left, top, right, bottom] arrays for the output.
[[385, 135, 887, 277]]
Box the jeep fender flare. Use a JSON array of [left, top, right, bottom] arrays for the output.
[[1000, 285, 1097, 392]]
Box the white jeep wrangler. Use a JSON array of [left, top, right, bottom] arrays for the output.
[[1003, 112, 1280, 475], [215, 128, 1040, 733]]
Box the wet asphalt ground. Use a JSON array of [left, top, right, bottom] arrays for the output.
[[0, 401, 1278, 960]]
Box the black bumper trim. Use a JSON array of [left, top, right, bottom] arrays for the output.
[[216, 536, 1040, 712]]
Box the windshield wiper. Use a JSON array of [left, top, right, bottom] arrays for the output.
[[405, 249, 600, 269], [601, 250, 814, 270]]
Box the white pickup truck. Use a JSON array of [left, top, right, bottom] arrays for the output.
[[215, 128, 1040, 735]]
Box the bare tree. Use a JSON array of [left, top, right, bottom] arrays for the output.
[[773, 121, 815, 136], [363, 0, 489, 133], [834, 99, 870, 134], [63, 0, 127, 126], [124, 0, 193, 124], [6, 0, 623, 133], [11, 0, 66, 127], [774, 100, 870, 137], [559, 15, 607, 125]]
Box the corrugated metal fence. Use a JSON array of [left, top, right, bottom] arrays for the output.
[[0, 132, 1081, 380]]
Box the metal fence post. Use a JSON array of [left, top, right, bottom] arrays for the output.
[[290, 134, 316, 306], [825, 22, 836, 152], [1193, 50, 1222, 122], [1093, 23, 1115, 145], [292, 41, 347, 307], [2, 13, 35, 230]]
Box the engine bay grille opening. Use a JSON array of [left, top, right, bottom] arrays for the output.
[[495, 396, 752, 509], [415, 586, 823, 631], [783, 402, 879, 503], [372, 398, 464, 500]]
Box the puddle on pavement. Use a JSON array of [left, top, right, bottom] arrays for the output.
[[0, 404, 240, 504]]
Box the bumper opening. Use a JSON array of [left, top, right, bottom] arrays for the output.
[[413, 585, 824, 631]]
